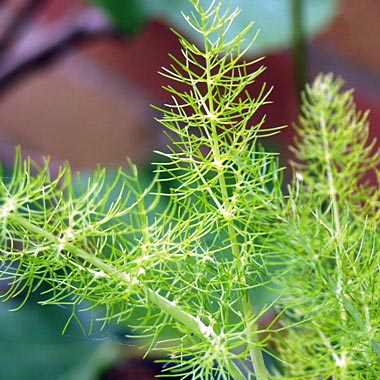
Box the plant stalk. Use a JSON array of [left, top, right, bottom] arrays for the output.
[[201, 36, 269, 378], [291, 0, 307, 104], [320, 114, 348, 371], [9, 213, 217, 341]]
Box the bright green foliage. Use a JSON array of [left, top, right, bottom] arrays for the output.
[[1, 1, 379, 380], [271, 75, 380, 379]]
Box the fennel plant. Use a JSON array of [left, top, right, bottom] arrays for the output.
[[1, 1, 380, 379]]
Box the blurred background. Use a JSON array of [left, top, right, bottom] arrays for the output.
[[0, 0, 379, 379], [1, 0, 379, 171]]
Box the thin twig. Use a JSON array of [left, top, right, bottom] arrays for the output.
[[291, 0, 307, 104]]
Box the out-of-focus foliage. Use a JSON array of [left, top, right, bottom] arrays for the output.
[[91, 0, 146, 34], [92, 0, 338, 53], [0, 296, 120, 380]]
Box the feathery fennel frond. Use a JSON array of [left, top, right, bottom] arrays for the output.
[[291, 74, 380, 217], [271, 74, 380, 379], [0, 1, 284, 379], [2, 2, 380, 379]]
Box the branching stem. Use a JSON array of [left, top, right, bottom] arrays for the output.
[[9, 213, 217, 342], [320, 114, 348, 371], [201, 32, 269, 380]]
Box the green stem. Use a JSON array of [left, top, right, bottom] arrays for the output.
[[320, 115, 344, 300], [12, 213, 253, 379], [320, 115, 348, 371], [220, 170, 269, 380], [241, 296, 268, 380], [291, 0, 307, 103], [202, 37, 269, 380], [9, 214, 216, 342]]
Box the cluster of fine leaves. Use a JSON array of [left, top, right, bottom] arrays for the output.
[[1, 1, 380, 379], [0, 2, 280, 380], [270, 75, 380, 379]]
